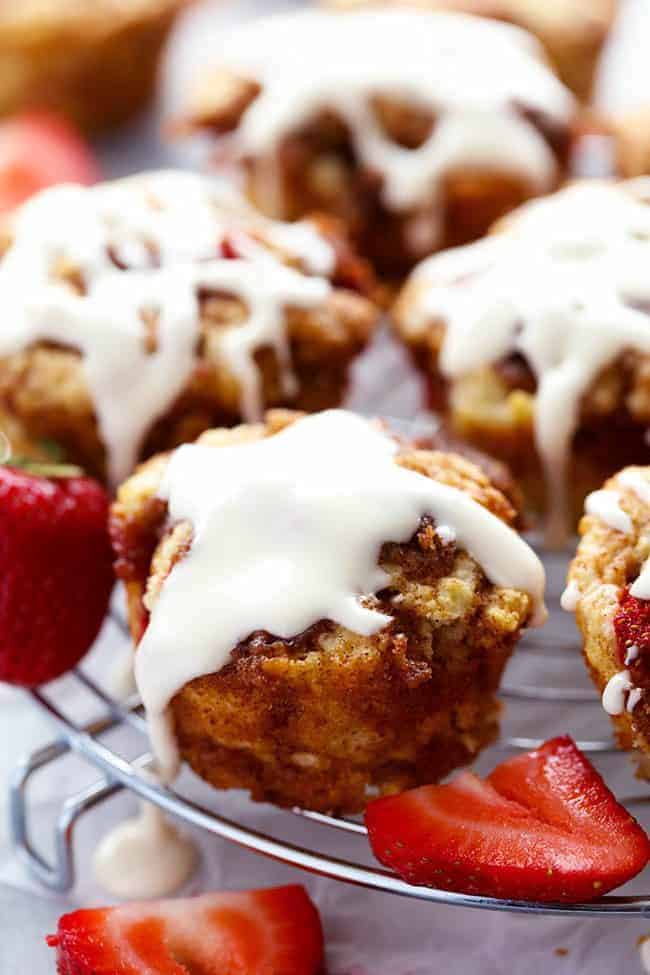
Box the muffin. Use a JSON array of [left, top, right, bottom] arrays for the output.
[[393, 179, 650, 545], [0, 169, 377, 486], [322, 0, 617, 102], [179, 9, 578, 275], [0, 0, 188, 132], [612, 107, 650, 179], [565, 466, 650, 763], [111, 408, 545, 812]]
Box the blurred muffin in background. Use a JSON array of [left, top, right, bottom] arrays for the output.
[[322, 0, 618, 102], [179, 8, 580, 276], [393, 179, 650, 545], [0, 0, 189, 132], [0, 169, 378, 485]]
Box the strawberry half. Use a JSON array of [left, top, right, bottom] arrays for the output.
[[0, 464, 114, 686], [0, 111, 99, 215], [47, 885, 323, 975], [365, 736, 650, 902]]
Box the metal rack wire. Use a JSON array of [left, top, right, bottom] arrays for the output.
[[10, 554, 650, 919]]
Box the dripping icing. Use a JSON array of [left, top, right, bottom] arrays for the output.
[[0, 171, 334, 484], [211, 9, 573, 230], [584, 490, 633, 535], [560, 579, 580, 612], [405, 180, 650, 544], [93, 800, 197, 899], [602, 669, 643, 716], [135, 409, 546, 778]]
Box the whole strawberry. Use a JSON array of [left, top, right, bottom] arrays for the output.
[[0, 463, 114, 686]]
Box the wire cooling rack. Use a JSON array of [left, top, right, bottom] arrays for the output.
[[9, 542, 650, 918]]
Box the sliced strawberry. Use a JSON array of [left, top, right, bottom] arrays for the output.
[[0, 111, 99, 214], [47, 885, 323, 975], [365, 736, 650, 902]]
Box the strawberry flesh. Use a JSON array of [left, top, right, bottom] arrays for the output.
[[365, 736, 650, 902], [614, 586, 650, 686], [47, 885, 323, 975]]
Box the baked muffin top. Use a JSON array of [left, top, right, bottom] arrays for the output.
[[112, 408, 546, 778], [184, 9, 575, 220], [394, 179, 650, 543], [0, 169, 374, 485]]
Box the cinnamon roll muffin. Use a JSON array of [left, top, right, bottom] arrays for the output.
[[393, 179, 650, 544], [0, 170, 377, 485], [0, 0, 188, 132], [111, 408, 545, 812], [565, 466, 650, 765], [179, 9, 578, 275], [322, 0, 617, 101]]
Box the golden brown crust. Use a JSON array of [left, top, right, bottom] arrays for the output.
[[567, 466, 650, 761], [0, 197, 378, 481], [111, 411, 533, 811], [321, 0, 617, 100], [0, 0, 189, 132]]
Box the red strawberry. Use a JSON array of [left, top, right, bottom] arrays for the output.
[[615, 586, 650, 687], [47, 885, 324, 975], [365, 736, 650, 902], [0, 111, 99, 214], [0, 464, 114, 686]]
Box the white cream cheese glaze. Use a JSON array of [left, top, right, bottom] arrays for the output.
[[93, 800, 197, 899], [631, 563, 650, 601], [0, 170, 334, 485], [584, 490, 633, 536], [135, 409, 546, 778], [212, 9, 573, 225], [560, 579, 581, 613], [403, 180, 650, 543], [602, 669, 642, 716]]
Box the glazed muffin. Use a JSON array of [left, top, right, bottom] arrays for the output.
[[179, 9, 578, 275], [0, 0, 188, 132], [322, 0, 617, 102], [0, 169, 377, 486], [111, 408, 545, 812], [393, 179, 650, 545], [565, 466, 650, 764]]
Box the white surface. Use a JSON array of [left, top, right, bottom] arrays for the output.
[[3, 1, 650, 973]]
